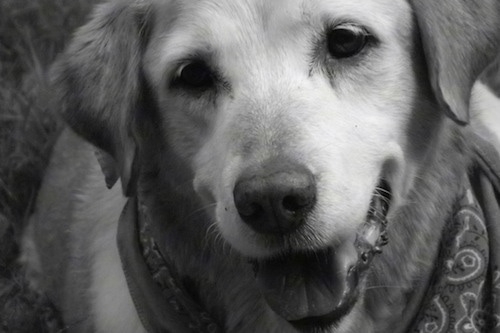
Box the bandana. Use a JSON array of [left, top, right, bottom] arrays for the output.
[[409, 133, 500, 333]]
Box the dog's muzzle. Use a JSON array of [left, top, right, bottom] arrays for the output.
[[249, 180, 391, 330]]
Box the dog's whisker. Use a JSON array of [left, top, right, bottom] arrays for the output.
[[206, 222, 223, 244], [373, 191, 391, 204], [183, 202, 218, 221], [204, 221, 219, 241], [374, 187, 392, 195], [202, 221, 226, 254]]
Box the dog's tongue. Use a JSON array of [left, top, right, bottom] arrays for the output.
[[255, 239, 360, 321]]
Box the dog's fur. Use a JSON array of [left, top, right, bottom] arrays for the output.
[[21, 0, 500, 332]]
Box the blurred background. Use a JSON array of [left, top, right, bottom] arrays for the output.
[[0, 1, 498, 332], [0, 1, 99, 331]]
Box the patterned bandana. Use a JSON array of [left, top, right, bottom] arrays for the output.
[[410, 134, 500, 333], [410, 179, 500, 332]]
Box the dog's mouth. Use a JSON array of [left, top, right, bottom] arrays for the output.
[[252, 180, 391, 331]]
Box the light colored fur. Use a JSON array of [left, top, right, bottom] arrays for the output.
[[472, 82, 500, 146], [21, 0, 500, 332]]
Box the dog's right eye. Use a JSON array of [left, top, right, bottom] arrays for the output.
[[327, 24, 369, 59], [175, 61, 214, 89]]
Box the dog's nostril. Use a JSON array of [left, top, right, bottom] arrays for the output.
[[239, 202, 265, 219], [233, 160, 316, 235], [282, 194, 309, 213]]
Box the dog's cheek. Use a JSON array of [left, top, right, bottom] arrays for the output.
[[163, 107, 212, 160], [192, 142, 219, 205], [294, 100, 402, 223]]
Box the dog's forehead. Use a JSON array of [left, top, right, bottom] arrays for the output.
[[152, 0, 414, 81], [170, 0, 411, 29]]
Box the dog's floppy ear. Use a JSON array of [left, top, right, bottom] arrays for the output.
[[411, 0, 500, 125], [52, 0, 153, 196]]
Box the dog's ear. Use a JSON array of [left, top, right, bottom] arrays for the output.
[[411, 0, 500, 125], [52, 0, 154, 196]]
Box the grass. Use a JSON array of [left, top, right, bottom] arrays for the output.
[[0, 0, 98, 331], [0, 0, 99, 229]]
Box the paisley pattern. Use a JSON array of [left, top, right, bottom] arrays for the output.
[[411, 182, 500, 333]]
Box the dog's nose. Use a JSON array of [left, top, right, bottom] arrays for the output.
[[233, 160, 316, 234]]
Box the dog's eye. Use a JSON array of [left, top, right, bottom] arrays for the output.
[[176, 61, 214, 89], [327, 25, 368, 58]]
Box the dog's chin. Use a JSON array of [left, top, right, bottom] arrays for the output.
[[250, 181, 391, 332]]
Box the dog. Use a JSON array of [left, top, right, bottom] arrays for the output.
[[20, 0, 500, 332]]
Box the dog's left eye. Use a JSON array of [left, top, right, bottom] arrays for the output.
[[327, 24, 369, 58], [176, 61, 214, 89]]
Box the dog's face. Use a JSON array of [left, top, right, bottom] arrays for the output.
[[143, 0, 439, 326], [54, 0, 499, 330], [153, 0, 423, 254]]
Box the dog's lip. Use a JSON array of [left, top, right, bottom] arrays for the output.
[[288, 295, 357, 331], [252, 180, 391, 329], [254, 243, 360, 322]]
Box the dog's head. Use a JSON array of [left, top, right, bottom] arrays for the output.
[[53, 0, 499, 330]]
